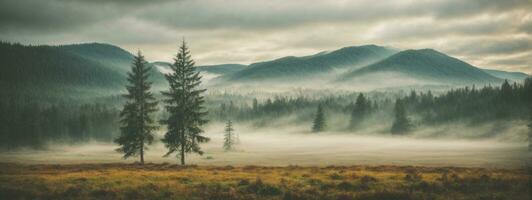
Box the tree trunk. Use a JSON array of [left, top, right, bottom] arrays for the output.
[[180, 146, 185, 165], [140, 142, 144, 165], [180, 129, 186, 165]]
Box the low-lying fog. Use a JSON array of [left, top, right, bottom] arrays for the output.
[[1, 123, 528, 168]]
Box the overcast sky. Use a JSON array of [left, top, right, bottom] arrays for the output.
[[1, 0, 531, 73]]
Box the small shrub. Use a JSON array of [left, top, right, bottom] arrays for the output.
[[90, 189, 117, 199], [355, 190, 415, 200], [335, 193, 355, 200], [319, 182, 334, 191], [223, 165, 234, 170], [360, 175, 377, 184], [329, 172, 344, 180], [196, 183, 236, 200], [177, 177, 192, 184], [283, 190, 318, 200], [237, 179, 250, 186], [244, 177, 282, 196], [337, 181, 353, 191], [404, 172, 422, 182], [306, 178, 322, 186]]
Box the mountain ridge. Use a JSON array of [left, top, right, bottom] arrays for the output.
[[340, 49, 502, 84], [225, 44, 398, 81]]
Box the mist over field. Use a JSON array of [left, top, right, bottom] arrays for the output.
[[1, 122, 528, 169]]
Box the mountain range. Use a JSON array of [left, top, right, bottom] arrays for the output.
[[340, 49, 501, 84], [0, 42, 528, 100], [226, 45, 397, 81]]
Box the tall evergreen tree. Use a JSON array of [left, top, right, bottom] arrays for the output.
[[527, 77, 532, 151], [391, 99, 411, 134], [252, 98, 259, 111], [223, 120, 235, 151], [161, 40, 210, 165], [312, 104, 326, 133], [114, 51, 158, 164], [350, 94, 369, 129], [500, 79, 512, 100], [528, 106, 532, 151]]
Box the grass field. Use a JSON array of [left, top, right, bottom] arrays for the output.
[[0, 163, 530, 200]]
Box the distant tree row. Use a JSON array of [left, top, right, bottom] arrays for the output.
[[401, 79, 532, 123], [0, 102, 118, 149], [211, 78, 532, 135]]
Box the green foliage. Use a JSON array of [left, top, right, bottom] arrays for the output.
[[391, 99, 411, 134], [207, 78, 532, 136], [312, 104, 326, 132], [223, 120, 236, 151], [0, 42, 167, 102], [0, 42, 125, 97], [0, 101, 119, 149], [114, 51, 159, 164], [160, 40, 210, 165], [527, 77, 532, 151], [350, 93, 372, 129]]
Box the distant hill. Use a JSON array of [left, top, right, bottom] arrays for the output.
[[1, 42, 526, 99], [153, 62, 246, 76], [482, 69, 529, 82], [0, 42, 164, 100], [197, 64, 247, 75], [226, 45, 397, 81], [341, 49, 502, 84]]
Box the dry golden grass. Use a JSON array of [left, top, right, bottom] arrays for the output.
[[0, 163, 529, 200]]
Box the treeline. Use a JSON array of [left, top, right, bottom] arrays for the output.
[[0, 100, 119, 149], [210, 78, 532, 132], [0, 42, 125, 90], [402, 80, 532, 123]]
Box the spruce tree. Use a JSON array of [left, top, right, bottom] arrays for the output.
[[223, 120, 235, 151], [528, 106, 532, 151], [391, 99, 411, 134], [312, 104, 326, 133], [350, 94, 369, 129], [526, 77, 532, 151], [114, 51, 158, 164], [161, 40, 210, 165]]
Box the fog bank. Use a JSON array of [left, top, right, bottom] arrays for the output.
[[1, 124, 527, 168]]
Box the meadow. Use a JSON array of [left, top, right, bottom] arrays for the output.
[[0, 163, 529, 200]]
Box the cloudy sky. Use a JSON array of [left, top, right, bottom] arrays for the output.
[[1, 0, 531, 73]]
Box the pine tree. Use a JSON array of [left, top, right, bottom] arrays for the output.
[[252, 98, 259, 111], [161, 40, 210, 165], [114, 51, 158, 164], [500, 79, 512, 100], [312, 104, 326, 133], [350, 94, 369, 129], [391, 99, 411, 134], [223, 120, 235, 151], [528, 106, 532, 151]]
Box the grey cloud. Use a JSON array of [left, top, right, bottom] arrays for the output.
[[368, 16, 516, 42], [429, 0, 532, 19], [448, 38, 532, 56], [490, 58, 530, 66], [0, 0, 172, 33], [0, 0, 530, 73], [141, 0, 532, 30], [0, 0, 105, 32]]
